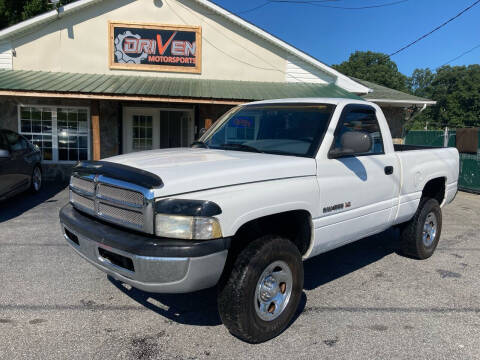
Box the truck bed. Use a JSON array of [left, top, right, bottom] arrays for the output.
[[392, 145, 459, 225]]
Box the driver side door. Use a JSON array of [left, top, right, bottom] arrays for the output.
[[312, 104, 400, 256]]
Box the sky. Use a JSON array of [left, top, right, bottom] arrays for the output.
[[212, 0, 480, 76]]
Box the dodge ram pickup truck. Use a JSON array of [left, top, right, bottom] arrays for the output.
[[60, 98, 459, 343]]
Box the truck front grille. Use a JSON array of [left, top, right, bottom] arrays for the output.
[[97, 202, 144, 228], [70, 176, 95, 195], [70, 191, 95, 212], [97, 184, 144, 207], [69, 174, 154, 233]]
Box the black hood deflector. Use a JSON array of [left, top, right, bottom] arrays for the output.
[[73, 161, 163, 189]]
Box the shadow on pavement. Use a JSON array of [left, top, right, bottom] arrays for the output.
[[109, 228, 400, 327], [0, 181, 68, 223], [303, 227, 399, 290], [108, 276, 223, 326]]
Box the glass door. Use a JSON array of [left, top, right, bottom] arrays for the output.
[[159, 109, 194, 148], [123, 107, 194, 154]]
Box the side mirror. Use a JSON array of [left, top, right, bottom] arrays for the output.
[[329, 131, 372, 159], [199, 128, 207, 137], [0, 149, 10, 158]]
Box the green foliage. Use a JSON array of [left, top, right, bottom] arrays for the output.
[[0, 0, 25, 29], [22, 0, 52, 21], [332, 50, 408, 92], [0, 0, 75, 30], [408, 65, 480, 130], [408, 68, 435, 98]]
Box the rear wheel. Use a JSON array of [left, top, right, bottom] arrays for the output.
[[30, 165, 42, 193], [217, 235, 303, 343], [399, 198, 442, 259]]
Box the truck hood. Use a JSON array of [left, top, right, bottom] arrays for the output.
[[106, 148, 316, 196]]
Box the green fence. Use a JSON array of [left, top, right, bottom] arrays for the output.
[[404, 130, 480, 194]]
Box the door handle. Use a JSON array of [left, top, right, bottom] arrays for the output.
[[384, 166, 394, 175]]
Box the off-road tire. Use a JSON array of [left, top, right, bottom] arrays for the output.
[[217, 235, 304, 343], [399, 197, 442, 259]]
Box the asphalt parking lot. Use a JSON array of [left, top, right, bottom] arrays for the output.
[[0, 184, 479, 360]]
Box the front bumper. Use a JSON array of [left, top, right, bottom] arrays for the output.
[[59, 204, 229, 293]]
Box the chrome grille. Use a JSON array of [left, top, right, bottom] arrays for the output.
[[69, 173, 155, 233], [70, 176, 95, 194], [70, 190, 95, 212], [98, 202, 144, 228], [97, 184, 144, 206]]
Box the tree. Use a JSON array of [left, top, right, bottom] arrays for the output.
[[0, 0, 76, 30], [407, 65, 480, 130], [332, 50, 408, 92], [408, 68, 435, 98]]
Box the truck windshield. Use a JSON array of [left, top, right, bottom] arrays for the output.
[[200, 103, 336, 157]]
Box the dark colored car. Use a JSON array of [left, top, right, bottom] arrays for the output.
[[0, 129, 42, 201]]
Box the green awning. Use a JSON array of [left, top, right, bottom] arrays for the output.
[[0, 70, 362, 101]]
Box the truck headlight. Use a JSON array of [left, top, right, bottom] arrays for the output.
[[155, 214, 222, 239], [154, 199, 223, 240]]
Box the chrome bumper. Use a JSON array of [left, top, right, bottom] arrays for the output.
[[61, 224, 228, 293]]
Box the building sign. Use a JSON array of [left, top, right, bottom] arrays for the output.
[[109, 22, 202, 73]]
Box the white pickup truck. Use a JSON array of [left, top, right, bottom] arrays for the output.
[[60, 98, 459, 343]]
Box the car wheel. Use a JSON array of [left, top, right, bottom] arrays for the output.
[[399, 198, 442, 260], [30, 165, 42, 193], [217, 235, 304, 343]]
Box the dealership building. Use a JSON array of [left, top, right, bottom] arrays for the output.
[[0, 0, 434, 179]]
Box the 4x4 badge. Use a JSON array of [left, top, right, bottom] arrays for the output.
[[323, 201, 352, 214]]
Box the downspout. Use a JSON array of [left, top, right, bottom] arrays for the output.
[[50, 0, 61, 15], [408, 103, 427, 122], [402, 103, 427, 140]]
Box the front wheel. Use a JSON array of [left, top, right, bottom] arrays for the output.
[[399, 198, 442, 259], [217, 236, 304, 343]]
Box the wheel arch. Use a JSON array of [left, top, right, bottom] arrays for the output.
[[421, 176, 446, 206], [229, 209, 314, 258]]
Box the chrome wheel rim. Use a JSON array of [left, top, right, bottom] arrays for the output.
[[33, 167, 41, 192], [422, 212, 437, 247], [254, 260, 293, 322]]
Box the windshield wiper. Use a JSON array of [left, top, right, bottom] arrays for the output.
[[220, 143, 263, 153], [191, 140, 209, 149]]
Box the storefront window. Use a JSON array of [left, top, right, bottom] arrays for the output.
[[20, 107, 53, 160], [19, 106, 90, 162], [57, 108, 89, 161]]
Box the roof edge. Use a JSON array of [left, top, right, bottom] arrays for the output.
[[0, 0, 103, 41], [351, 77, 436, 106], [0, 89, 247, 104], [368, 99, 437, 106]]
